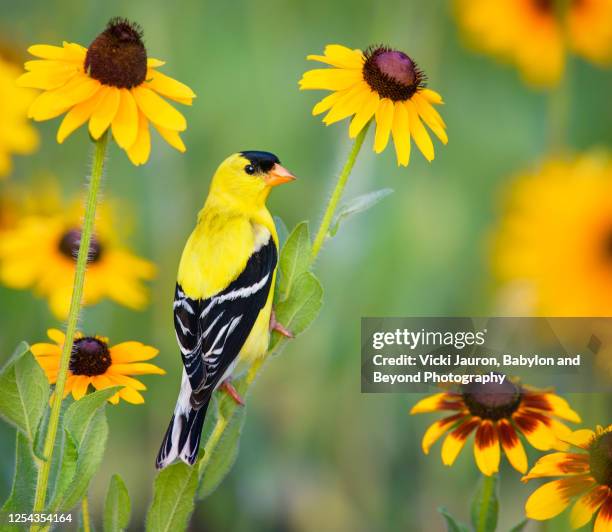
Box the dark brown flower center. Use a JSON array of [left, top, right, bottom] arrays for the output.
[[70, 337, 111, 376], [58, 229, 103, 262], [589, 432, 612, 487], [85, 17, 147, 88], [363, 46, 425, 101], [461, 378, 522, 420]]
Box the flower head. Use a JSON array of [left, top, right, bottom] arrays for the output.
[[0, 193, 156, 318], [410, 378, 581, 476], [17, 17, 195, 165], [492, 152, 612, 316], [299, 44, 447, 166], [524, 424, 612, 530], [0, 54, 39, 177], [455, 0, 612, 87], [31, 328, 165, 404]]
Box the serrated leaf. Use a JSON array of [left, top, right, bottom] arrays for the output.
[[197, 404, 246, 500], [438, 507, 471, 532], [329, 188, 393, 237], [1, 431, 38, 519], [509, 519, 528, 532], [277, 221, 311, 302], [270, 271, 323, 351], [146, 462, 199, 532], [49, 388, 118, 512], [471, 475, 499, 532], [273, 216, 289, 249], [0, 343, 49, 440], [104, 474, 131, 532]]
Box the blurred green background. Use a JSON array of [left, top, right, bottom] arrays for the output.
[[0, 0, 610, 530]]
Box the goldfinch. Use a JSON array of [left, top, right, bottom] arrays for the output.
[[156, 151, 295, 469]]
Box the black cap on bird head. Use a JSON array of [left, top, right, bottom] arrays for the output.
[[240, 151, 281, 174]]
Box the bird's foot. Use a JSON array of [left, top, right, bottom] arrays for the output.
[[270, 309, 294, 338], [221, 379, 245, 406]]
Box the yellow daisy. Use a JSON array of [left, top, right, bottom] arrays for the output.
[[410, 379, 580, 476], [16, 17, 195, 165], [299, 44, 448, 166], [523, 424, 612, 531], [492, 152, 612, 316], [31, 328, 165, 404], [0, 196, 156, 318], [0, 54, 39, 177], [455, 0, 612, 87]]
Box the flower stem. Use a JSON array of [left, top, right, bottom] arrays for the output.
[[31, 132, 109, 520], [81, 496, 91, 532], [310, 121, 370, 263], [474, 474, 496, 532]]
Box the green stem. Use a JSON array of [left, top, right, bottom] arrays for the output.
[[31, 132, 109, 523], [81, 496, 91, 532], [310, 121, 370, 263], [475, 474, 496, 532]]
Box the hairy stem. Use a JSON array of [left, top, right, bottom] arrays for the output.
[[310, 122, 370, 262], [31, 132, 109, 524]]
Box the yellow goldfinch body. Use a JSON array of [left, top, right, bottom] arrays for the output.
[[157, 151, 295, 469]]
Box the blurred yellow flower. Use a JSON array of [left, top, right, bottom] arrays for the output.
[[0, 55, 39, 177], [0, 194, 156, 318], [455, 0, 612, 87], [31, 328, 165, 404], [299, 44, 447, 166], [17, 17, 195, 165], [523, 424, 612, 530], [410, 380, 580, 476], [492, 152, 612, 316]]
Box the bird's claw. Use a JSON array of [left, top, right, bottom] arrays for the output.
[[270, 309, 294, 338], [221, 379, 245, 406]]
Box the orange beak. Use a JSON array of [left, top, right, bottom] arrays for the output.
[[265, 163, 297, 187]]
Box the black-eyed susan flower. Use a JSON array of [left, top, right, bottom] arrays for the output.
[[0, 195, 155, 318], [16, 17, 195, 165], [299, 44, 447, 166], [410, 379, 580, 476], [492, 152, 612, 316], [523, 424, 612, 530], [0, 54, 39, 176], [455, 0, 612, 87], [31, 328, 165, 404]]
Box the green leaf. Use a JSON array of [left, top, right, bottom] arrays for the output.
[[49, 388, 118, 512], [438, 507, 471, 532], [470, 475, 499, 532], [0, 342, 49, 440], [146, 462, 199, 532], [329, 188, 393, 237], [273, 216, 289, 249], [104, 474, 131, 532], [197, 404, 246, 500], [270, 271, 323, 351], [277, 221, 311, 302], [1, 431, 38, 519], [508, 519, 528, 532]]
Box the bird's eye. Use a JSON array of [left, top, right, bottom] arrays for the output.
[[245, 164, 255, 175]]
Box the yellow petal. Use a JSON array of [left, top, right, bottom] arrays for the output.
[[56, 90, 104, 143], [522, 452, 590, 480], [119, 387, 145, 404], [441, 418, 479, 466], [525, 477, 594, 520], [562, 429, 596, 449], [126, 112, 151, 166], [420, 88, 444, 105], [474, 420, 500, 476], [131, 86, 186, 131], [514, 413, 558, 451], [391, 101, 411, 166], [422, 413, 465, 454], [323, 82, 370, 125], [412, 92, 448, 144], [28, 91, 73, 121], [299, 68, 362, 91], [147, 58, 165, 68], [71, 376, 91, 401], [145, 69, 195, 103], [88, 87, 120, 139], [47, 328, 65, 345], [91, 374, 114, 391], [27, 44, 68, 60], [373, 98, 394, 153], [542, 394, 582, 423], [30, 343, 60, 358], [405, 99, 434, 162], [111, 89, 139, 149], [108, 374, 147, 391], [312, 90, 346, 116], [110, 342, 159, 363], [594, 497, 612, 532], [17, 68, 77, 91], [570, 486, 609, 529], [499, 419, 528, 474], [153, 124, 186, 152], [410, 393, 449, 414], [307, 44, 364, 69], [109, 362, 166, 376]]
